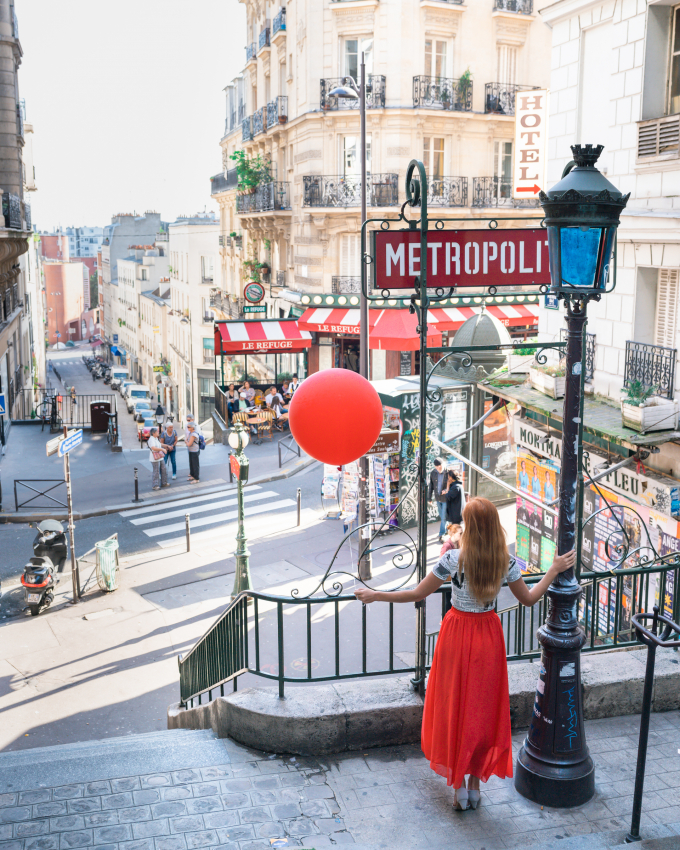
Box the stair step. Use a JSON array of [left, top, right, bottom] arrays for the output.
[[0, 729, 232, 793]]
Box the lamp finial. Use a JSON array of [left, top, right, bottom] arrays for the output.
[[570, 144, 604, 168]]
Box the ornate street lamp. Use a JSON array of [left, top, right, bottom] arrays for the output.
[[154, 404, 164, 427], [515, 145, 629, 807], [228, 421, 253, 599]]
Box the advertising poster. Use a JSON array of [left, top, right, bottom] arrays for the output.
[[515, 447, 560, 575]]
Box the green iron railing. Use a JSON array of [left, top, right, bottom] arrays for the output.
[[178, 561, 679, 706]]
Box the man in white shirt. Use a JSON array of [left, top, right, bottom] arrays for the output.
[[290, 374, 301, 393]]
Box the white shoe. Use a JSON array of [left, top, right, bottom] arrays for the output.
[[172, 474, 176, 479], [468, 790, 481, 810], [453, 787, 468, 811]]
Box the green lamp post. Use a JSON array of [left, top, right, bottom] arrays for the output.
[[228, 421, 253, 598]]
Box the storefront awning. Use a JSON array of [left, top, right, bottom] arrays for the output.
[[110, 346, 119, 355], [427, 303, 539, 331], [370, 309, 441, 351], [298, 308, 378, 334], [89, 340, 103, 348], [215, 319, 312, 353]]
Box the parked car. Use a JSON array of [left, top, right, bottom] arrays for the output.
[[119, 380, 135, 396], [138, 417, 155, 445], [133, 401, 153, 422], [126, 385, 152, 413]]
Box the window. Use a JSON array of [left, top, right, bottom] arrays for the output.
[[279, 61, 287, 98], [425, 39, 448, 78], [203, 338, 215, 364], [342, 135, 371, 177], [201, 256, 214, 282], [494, 140, 512, 195], [655, 269, 679, 348], [141, 269, 148, 281], [344, 37, 373, 79], [496, 45, 517, 86], [340, 235, 361, 276], [423, 137, 445, 178], [670, 6, 680, 115]]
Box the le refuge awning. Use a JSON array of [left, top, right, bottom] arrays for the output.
[[214, 320, 312, 354]]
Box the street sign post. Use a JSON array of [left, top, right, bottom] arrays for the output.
[[58, 429, 83, 457], [366, 429, 400, 456], [0, 393, 5, 416], [47, 427, 82, 602]]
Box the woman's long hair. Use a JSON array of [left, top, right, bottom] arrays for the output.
[[458, 497, 508, 604]]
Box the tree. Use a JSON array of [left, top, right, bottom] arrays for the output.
[[90, 273, 98, 307]]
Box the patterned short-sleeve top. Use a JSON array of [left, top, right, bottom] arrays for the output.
[[433, 548, 522, 613]]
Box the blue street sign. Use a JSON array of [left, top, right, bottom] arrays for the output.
[[58, 429, 83, 457], [113, 334, 118, 343], [56, 332, 61, 338], [0, 393, 5, 415], [544, 293, 560, 310]]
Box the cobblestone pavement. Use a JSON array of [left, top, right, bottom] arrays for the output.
[[1, 711, 679, 850]]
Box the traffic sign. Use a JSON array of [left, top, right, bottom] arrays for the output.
[[58, 429, 83, 457], [0, 393, 4, 415], [544, 293, 560, 310], [56, 332, 61, 339], [244, 282, 265, 303]]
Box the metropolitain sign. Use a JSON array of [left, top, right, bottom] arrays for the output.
[[373, 229, 550, 290]]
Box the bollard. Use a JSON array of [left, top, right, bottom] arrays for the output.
[[297, 487, 301, 526], [185, 513, 191, 552], [131, 467, 143, 503], [626, 606, 680, 843]]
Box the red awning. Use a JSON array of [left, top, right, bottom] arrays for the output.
[[427, 303, 539, 332], [89, 340, 103, 348], [215, 320, 312, 353], [369, 309, 442, 351], [298, 307, 378, 334]]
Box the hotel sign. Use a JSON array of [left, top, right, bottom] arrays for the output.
[[513, 89, 549, 200]]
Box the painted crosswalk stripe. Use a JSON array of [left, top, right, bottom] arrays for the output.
[[130, 490, 279, 526], [156, 504, 300, 549], [120, 485, 260, 518], [143, 498, 296, 537]]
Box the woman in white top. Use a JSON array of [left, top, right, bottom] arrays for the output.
[[356, 497, 574, 812], [148, 427, 168, 490]]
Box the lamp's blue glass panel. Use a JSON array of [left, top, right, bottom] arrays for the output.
[[599, 226, 616, 289], [559, 227, 601, 288]]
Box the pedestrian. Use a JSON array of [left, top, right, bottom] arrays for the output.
[[161, 422, 178, 480], [290, 374, 300, 393], [185, 413, 200, 441], [186, 422, 200, 483], [428, 457, 449, 542], [148, 426, 169, 490], [442, 469, 465, 525], [440, 522, 462, 556], [355, 497, 575, 812]]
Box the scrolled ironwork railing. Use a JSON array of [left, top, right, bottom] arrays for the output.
[[472, 177, 540, 208], [485, 82, 539, 115], [246, 42, 256, 62], [210, 169, 238, 195], [23, 200, 30, 230], [236, 181, 291, 213], [302, 174, 398, 207], [560, 329, 595, 382], [413, 75, 473, 111], [267, 95, 288, 128], [2, 191, 21, 229], [425, 176, 468, 207], [242, 115, 253, 142], [332, 277, 361, 294], [493, 0, 533, 12], [252, 107, 265, 137], [320, 75, 386, 110], [624, 340, 677, 400], [258, 26, 270, 50], [272, 7, 286, 34]]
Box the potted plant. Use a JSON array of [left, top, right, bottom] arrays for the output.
[[529, 361, 566, 399], [458, 67, 473, 108], [507, 342, 537, 374], [620, 381, 679, 432]]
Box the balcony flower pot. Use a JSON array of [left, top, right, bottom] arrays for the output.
[[621, 397, 679, 432], [278, 115, 287, 124], [529, 366, 565, 399]]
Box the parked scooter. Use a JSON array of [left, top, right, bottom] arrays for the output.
[[21, 520, 68, 616]]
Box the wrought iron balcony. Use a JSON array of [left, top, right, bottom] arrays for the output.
[[258, 27, 270, 50], [493, 0, 533, 12], [485, 83, 539, 115], [303, 174, 398, 207], [23, 200, 30, 229], [332, 277, 361, 294], [246, 43, 256, 62], [236, 181, 291, 213], [560, 330, 596, 382], [624, 341, 677, 400], [238, 102, 246, 122], [412, 76, 472, 111], [267, 96, 288, 128], [320, 75, 386, 110], [471, 177, 539, 208], [272, 8, 286, 35], [16, 103, 23, 139], [210, 168, 238, 195], [252, 107, 265, 136], [242, 115, 253, 142], [425, 176, 468, 207], [2, 191, 21, 229]]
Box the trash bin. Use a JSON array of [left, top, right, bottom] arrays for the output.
[[95, 538, 119, 592]]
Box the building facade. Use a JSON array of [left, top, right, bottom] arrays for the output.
[[139, 286, 170, 401], [64, 225, 106, 259], [210, 0, 552, 378]]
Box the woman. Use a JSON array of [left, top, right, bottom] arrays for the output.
[[186, 422, 200, 483], [226, 384, 240, 420], [161, 422, 178, 480], [271, 397, 289, 427], [355, 497, 574, 811], [148, 426, 168, 491], [238, 381, 255, 408], [442, 469, 465, 525], [440, 522, 462, 556]]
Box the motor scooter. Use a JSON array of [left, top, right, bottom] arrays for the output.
[[21, 520, 68, 616]]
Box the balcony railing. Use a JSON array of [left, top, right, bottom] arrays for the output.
[[210, 168, 238, 195], [267, 96, 288, 128], [246, 43, 256, 62], [23, 199, 30, 229], [236, 182, 291, 213], [258, 27, 270, 50], [252, 107, 266, 136], [2, 191, 21, 229], [413, 76, 472, 111], [16, 103, 23, 139], [242, 115, 253, 142], [303, 174, 398, 207], [560, 330, 596, 382], [320, 75, 386, 110], [272, 7, 286, 35], [485, 83, 539, 115], [332, 277, 361, 294], [471, 177, 539, 208], [238, 102, 246, 123], [624, 341, 677, 401], [425, 176, 468, 207], [493, 0, 533, 12]]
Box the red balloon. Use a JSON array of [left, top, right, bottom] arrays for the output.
[[289, 369, 384, 465]]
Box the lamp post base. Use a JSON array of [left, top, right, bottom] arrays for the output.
[[515, 747, 594, 808]]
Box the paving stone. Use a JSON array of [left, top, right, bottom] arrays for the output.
[[0, 799, 17, 811], [50, 818, 87, 834], [277, 775, 305, 789], [150, 804, 186, 820], [0, 841, 23, 850], [301, 786, 333, 801], [83, 813, 119, 828], [25, 837, 60, 850], [248, 793, 276, 807], [67, 799, 101, 815], [132, 793, 159, 807], [183, 830, 219, 849], [217, 796, 249, 811], [198, 769, 231, 783], [51, 791, 82, 802], [184, 800, 221, 817], [111, 780, 141, 794], [215, 826, 255, 844], [18, 793, 50, 807], [168, 818, 204, 835], [131, 822, 168, 841], [236, 808, 270, 825], [86, 784, 112, 797], [0, 826, 11, 841], [171, 773, 202, 787], [314, 817, 345, 834], [284, 819, 316, 837], [34, 805, 67, 819], [248, 778, 280, 792], [299, 801, 330, 819], [189, 786, 219, 800], [93, 825, 132, 845], [154, 836, 186, 850], [200, 814, 238, 831], [102, 795, 135, 811], [271, 805, 301, 820], [59, 830, 93, 849], [117, 808, 152, 825], [141, 777, 173, 791], [218, 781, 252, 795], [159, 790, 191, 803], [0, 808, 32, 823], [119, 840, 154, 850], [15, 821, 49, 838]]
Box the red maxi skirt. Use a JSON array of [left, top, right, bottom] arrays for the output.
[[421, 607, 513, 788]]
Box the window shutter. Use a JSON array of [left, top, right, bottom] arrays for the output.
[[655, 269, 679, 349], [496, 45, 517, 86], [340, 235, 360, 276]]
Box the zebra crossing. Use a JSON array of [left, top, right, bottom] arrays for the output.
[[118, 484, 298, 548]]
